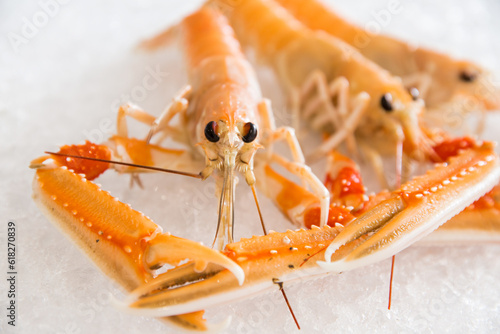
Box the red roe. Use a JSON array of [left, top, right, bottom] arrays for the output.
[[51, 141, 111, 180], [431, 137, 475, 162], [304, 205, 355, 229]]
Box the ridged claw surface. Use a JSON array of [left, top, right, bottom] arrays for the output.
[[122, 224, 358, 317], [423, 184, 500, 243], [31, 162, 245, 329], [319, 143, 500, 272]]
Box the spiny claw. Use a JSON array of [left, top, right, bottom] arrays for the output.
[[32, 162, 244, 328], [32, 164, 244, 285], [119, 225, 350, 317], [319, 142, 500, 272]]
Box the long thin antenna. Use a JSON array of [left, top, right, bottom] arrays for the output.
[[388, 255, 395, 310], [251, 185, 300, 330], [251, 185, 267, 235], [388, 140, 403, 310], [45, 151, 202, 179], [277, 280, 301, 330]]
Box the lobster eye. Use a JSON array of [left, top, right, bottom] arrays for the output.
[[242, 122, 258, 143], [409, 87, 420, 101], [459, 70, 477, 83], [380, 93, 393, 112], [204, 121, 220, 142]]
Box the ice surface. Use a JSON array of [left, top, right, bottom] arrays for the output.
[[1, 0, 500, 333]]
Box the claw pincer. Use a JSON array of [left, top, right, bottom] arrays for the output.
[[320, 142, 500, 271], [31, 162, 244, 287], [31, 153, 243, 330]]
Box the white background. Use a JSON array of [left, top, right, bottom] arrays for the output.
[[1, 0, 500, 333]]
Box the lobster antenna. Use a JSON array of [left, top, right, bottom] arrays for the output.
[[45, 151, 202, 179], [388, 255, 396, 310], [388, 139, 403, 310], [278, 282, 301, 330], [250, 185, 301, 330], [250, 185, 267, 235]]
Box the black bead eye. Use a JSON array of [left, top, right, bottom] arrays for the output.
[[409, 87, 420, 101], [380, 93, 393, 112], [204, 121, 220, 142], [242, 122, 258, 143], [459, 70, 477, 83]]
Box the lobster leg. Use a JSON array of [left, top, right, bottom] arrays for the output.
[[116, 103, 157, 138], [291, 70, 369, 158], [146, 85, 192, 145], [116, 85, 192, 146], [257, 98, 330, 227]]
